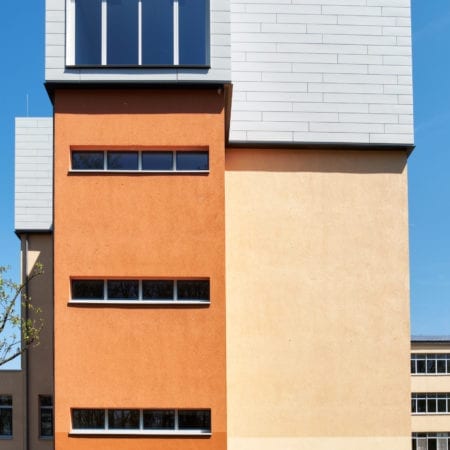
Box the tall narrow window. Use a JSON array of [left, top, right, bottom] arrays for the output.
[[75, 0, 102, 65], [0, 395, 12, 437], [39, 396, 54, 438]]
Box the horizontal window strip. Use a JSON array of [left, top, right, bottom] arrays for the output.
[[412, 393, 450, 414], [71, 279, 210, 303], [412, 433, 450, 450], [411, 353, 450, 375], [71, 408, 211, 434], [71, 150, 209, 173]]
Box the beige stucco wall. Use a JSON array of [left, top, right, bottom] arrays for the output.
[[412, 375, 450, 392], [225, 149, 411, 450], [21, 233, 54, 450], [412, 415, 450, 432]]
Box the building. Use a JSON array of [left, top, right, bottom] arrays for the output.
[[411, 337, 450, 450], [3, 1, 414, 449]]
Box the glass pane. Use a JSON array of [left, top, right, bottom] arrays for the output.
[[178, 409, 211, 430], [107, 280, 139, 299], [75, 0, 102, 65], [72, 409, 105, 429], [417, 399, 426, 413], [428, 398, 437, 413], [177, 280, 210, 301], [72, 280, 104, 300], [40, 396, 53, 407], [412, 438, 417, 450], [142, 280, 174, 300], [72, 151, 104, 170], [412, 399, 416, 413], [40, 409, 53, 437], [142, 0, 173, 64], [447, 360, 450, 373], [0, 396, 12, 406], [143, 410, 175, 429], [179, 0, 208, 65], [438, 438, 449, 450], [438, 399, 447, 413], [411, 359, 416, 374], [430, 439, 438, 450], [108, 410, 140, 429], [0, 409, 12, 436], [417, 439, 427, 450], [176, 152, 209, 171], [107, 0, 139, 65], [142, 152, 173, 170], [428, 359, 437, 374], [107, 152, 139, 170], [417, 359, 426, 373], [438, 360, 446, 373]]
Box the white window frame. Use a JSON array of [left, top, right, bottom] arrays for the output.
[[411, 353, 450, 376], [66, 0, 200, 67], [412, 433, 450, 450], [70, 408, 211, 436], [69, 150, 210, 174], [412, 393, 450, 415], [69, 279, 210, 305]]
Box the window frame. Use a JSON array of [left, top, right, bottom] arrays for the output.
[[70, 150, 209, 174], [412, 433, 450, 450], [411, 353, 450, 376], [70, 279, 210, 305], [39, 395, 54, 439], [70, 408, 211, 436], [66, 0, 210, 68], [0, 395, 13, 439], [412, 393, 450, 415]]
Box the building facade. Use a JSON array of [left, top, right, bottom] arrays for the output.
[[412, 337, 450, 450], [4, 1, 414, 449]]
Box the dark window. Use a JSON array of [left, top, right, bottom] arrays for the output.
[[142, 0, 173, 65], [177, 280, 210, 301], [72, 151, 104, 170], [179, 0, 209, 65], [39, 396, 53, 438], [429, 438, 437, 450], [427, 398, 437, 413], [427, 358, 436, 373], [417, 359, 426, 373], [107, 0, 139, 65], [417, 398, 426, 413], [412, 438, 416, 450], [437, 358, 446, 373], [143, 410, 175, 429], [438, 396, 447, 413], [142, 281, 174, 300], [108, 410, 140, 429], [75, 0, 102, 65], [142, 152, 173, 171], [411, 359, 416, 374], [0, 395, 12, 437], [107, 280, 139, 300], [178, 409, 210, 430], [176, 152, 209, 171], [72, 409, 105, 429], [107, 152, 139, 170], [412, 398, 416, 413], [72, 280, 104, 300]]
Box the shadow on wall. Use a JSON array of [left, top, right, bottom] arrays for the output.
[[225, 149, 407, 175]]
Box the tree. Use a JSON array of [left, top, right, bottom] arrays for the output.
[[0, 265, 44, 367]]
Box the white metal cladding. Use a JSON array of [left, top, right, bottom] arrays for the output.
[[15, 118, 53, 231], [229, 0, 414, 145], [45, 0, 231, 82]]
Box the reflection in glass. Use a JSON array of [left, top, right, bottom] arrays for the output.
[[72, 152, 104, 170], [142, 152, 173, 170], [72, 280, 104, 300], [107, 280, 139, 299], [75, 0, 102, 64], [107, 0, 139, 64], [142, 280, 174, 300], [107, 152, 139, 170], [143, 410, 175, 429], [176, 152, 209, 171], [178, 409, 210, 430], [177, 280, 210, 301], [108, 409, 140, 429], [72, 409, 105, 429]]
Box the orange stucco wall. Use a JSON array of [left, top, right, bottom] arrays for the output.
[[53, 89, 226, 450]]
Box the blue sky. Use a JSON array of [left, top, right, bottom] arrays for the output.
[[0, 1, 449, 370]]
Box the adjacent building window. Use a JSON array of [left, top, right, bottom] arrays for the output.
[[68, 0, 209, 66], [412, 393, 450, 414], [411, 353, 450, 375], [71, 151, 209, 173], [413, 433, 450, 450], [39, 396, 54, 439], [71, 279, 210, 303], [72, 409, 211, 434], [0, 395, 12, 438]]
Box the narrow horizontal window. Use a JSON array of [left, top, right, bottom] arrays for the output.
[[411, 353, 450, 375], [71, 408, 211, 434], [70, 279, 210, 304], [70, 150, 208, 173], [412, 393, 450, 414]]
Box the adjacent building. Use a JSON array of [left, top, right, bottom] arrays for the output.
[[3, 1, 414, 449]]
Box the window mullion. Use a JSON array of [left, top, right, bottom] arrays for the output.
[[101, 0, 107, 65], [105, 409, 108, 430], [174, 409, 179, 430], [173, 0, 179, 65]]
